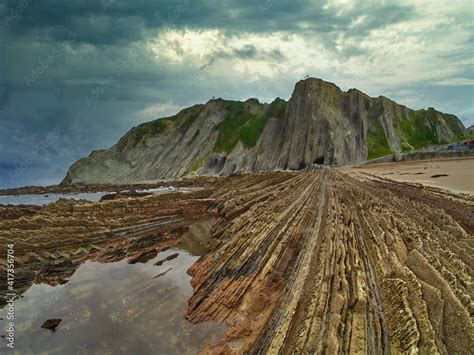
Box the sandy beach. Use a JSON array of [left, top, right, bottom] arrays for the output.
[[350, 157, 474, 194]]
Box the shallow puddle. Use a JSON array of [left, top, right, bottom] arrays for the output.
[[0, 192, 109, 206], [0, 220, 225, 354], [0, 187, 190, 206]]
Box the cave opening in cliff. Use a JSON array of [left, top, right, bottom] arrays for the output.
[[313, 156, 325, 165]]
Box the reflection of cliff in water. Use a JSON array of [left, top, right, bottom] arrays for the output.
[[0, 217, 224, 354]]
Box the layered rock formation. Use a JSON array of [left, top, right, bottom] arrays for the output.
[[65, 78, 467, 183], [0, 186, 218, 302], [2, 171, 472, 353]]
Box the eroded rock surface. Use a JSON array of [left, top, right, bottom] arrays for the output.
[[187, 171, 473, 353], [0, 187, 217, 299], [0, 171, 472, 353]]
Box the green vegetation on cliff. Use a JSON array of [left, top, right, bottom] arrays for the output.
[[395, 108, 466, 150], [131, 107, 203, 147], [367, 121, 392, 160], [128, 119, 168, 146], [267, 98, 289, 119], [213, 99, 288, 153], [239, 114, 268, 148], [367, 101, 392, 160], [443, 113, 466, 138], [191, 153, 210, 172], [180, 110, 202, 133], [367, 104, 466, 159], [137, 119, 167, 136], [213, 101, 252, 153], [396, 109, 439, 149]]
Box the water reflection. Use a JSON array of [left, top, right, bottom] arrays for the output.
[[0, 187, 191, 206], [0, 238, 224, 354], [0, 192, 109, 206]]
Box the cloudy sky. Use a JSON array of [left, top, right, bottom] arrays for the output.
[[0, 0, 472, 188]]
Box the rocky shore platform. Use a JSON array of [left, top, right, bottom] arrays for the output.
[[0, 170, 472, 353]]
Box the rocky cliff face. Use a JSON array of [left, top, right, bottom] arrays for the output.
[[63, 78, 467, 184]]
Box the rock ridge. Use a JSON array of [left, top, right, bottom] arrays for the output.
[[63, 78, 468, 184]]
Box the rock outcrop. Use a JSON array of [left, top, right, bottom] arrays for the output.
[[3, 171, 472, 353], [187, 171, 473, 354], [63, 78, 467, 184]]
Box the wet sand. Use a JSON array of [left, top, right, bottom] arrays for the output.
[[350, 157, 474, 194]]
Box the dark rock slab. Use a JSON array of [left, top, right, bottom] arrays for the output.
[[41, 319, 62, 331]]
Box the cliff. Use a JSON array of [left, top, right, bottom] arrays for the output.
[[63, 78, 467, 184]]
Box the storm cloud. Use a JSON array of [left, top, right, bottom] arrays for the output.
[[0, 0, 472, 188]]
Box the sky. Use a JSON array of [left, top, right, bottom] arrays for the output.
[[0, 0, 473, 188]]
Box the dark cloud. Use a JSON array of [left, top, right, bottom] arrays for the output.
[[0, 0, 472, 188], [0, 80, 13, 109], [1, 0, 414, 45], [234, 44, 258, 58]]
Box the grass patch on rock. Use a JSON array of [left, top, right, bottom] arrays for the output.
[[191, 153, 210, 172], [213, 99, 288, 153], [367, 124, 392, 160], [367, 101, 392, 160], [395, 108, 467, 150], [396, 109, 439, 149]]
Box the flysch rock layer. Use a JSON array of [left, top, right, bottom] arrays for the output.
[[1, 171, 472, 353], [63, 78, 467, 184], [187, 171, 473, 353]]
